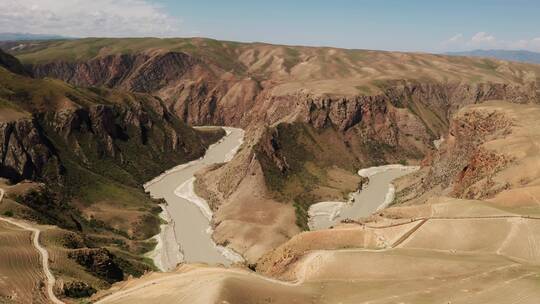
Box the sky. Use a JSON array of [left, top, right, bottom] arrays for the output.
[[1, 0, 540, 53]]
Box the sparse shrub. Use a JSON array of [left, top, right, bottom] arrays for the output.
[[294, 201, 309, 231], [293, 194, 317, 231], [63, 281, 96, 298]]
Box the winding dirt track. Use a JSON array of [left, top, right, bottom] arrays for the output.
[[368, 214, 540, 248], [94, 266, 303, 304], [0, 188, 64, 304]]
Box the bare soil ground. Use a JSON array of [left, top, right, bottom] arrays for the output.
[[210, 157, 300, 263], [93, 196, 540, 304], [195, 136, 301, 263]]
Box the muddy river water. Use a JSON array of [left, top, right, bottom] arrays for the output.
[[144, 127, 244, 271]]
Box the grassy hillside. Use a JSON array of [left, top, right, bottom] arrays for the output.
[[255, 119, 427, 230], [255, 123, 362, 230]]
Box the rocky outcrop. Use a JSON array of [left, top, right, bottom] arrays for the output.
[[292, 82, 536, 133], [453, 148, 512, 198], [395, 104, 516, 203], [0, 119, 60, 183], [62, 281, 97, 298]]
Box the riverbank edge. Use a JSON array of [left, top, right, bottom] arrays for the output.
[[174, 177, 245, 263], [308, 164, 420, 230]]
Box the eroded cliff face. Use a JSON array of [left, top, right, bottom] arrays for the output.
[[0, 118, 59, 182], [27, 51, 539, 130], [31, 51, 205, 93], [294, 82, 536, 132], [254, 81, 538, 183], [0, 98, 207, 186]]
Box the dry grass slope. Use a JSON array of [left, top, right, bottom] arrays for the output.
[[0, 220, 48, 304], [11, 37, 540, 97]]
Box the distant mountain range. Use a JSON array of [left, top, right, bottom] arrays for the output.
[[446, 49, 540, 64], [0, 32, 69, 41]]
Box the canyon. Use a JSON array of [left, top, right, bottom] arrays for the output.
[[1, 38, 540, 303]]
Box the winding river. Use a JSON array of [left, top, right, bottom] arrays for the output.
[[144, 127, 244, 271], [144, 127, 418, 270], [308, 165, 419, 230]]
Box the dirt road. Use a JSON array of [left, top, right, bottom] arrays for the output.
[[0, 188, 64, 304]]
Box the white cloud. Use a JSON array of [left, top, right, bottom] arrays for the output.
[[441, 33, 464, 48], [471, 32, 495, 43], [509, 37, 540, 51], [0, 0, 182, 37], [441, 32, 540, 52], [447, 33, 463, 43]]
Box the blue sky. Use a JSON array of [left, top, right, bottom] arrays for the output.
[[3, 0, 540, 52], [155, 0, 540, 52]]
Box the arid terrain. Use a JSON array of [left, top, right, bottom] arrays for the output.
[[1, 37, 540, 303]]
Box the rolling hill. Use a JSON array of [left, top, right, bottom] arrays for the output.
[[0, 33, 69, 42]]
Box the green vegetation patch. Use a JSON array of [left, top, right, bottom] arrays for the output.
[[255, 123, 363, 229]]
